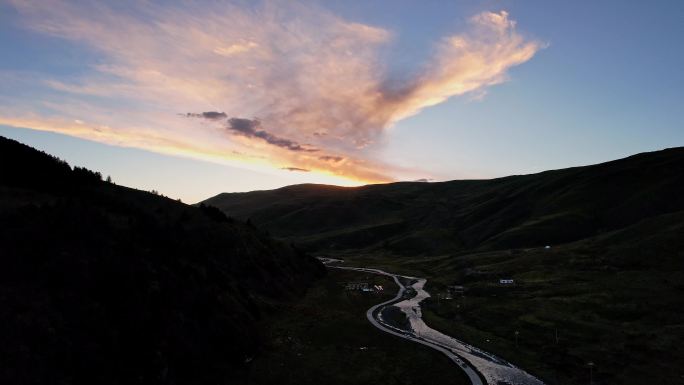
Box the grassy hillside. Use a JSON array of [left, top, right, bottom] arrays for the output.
[[204, 147, 684, 384], [204, 147, 684, 256], [417, 211, 684, 385], [244, 268, 469, 385], [0, 136, 325, 385]]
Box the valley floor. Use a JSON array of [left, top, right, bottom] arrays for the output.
[[241, 269, 469, 385], [333, 247, 684, 385]]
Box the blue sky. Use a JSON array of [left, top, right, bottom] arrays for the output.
[[1, 1, 682, 202]]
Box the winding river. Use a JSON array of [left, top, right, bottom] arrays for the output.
[[320, 258, 544, 385]]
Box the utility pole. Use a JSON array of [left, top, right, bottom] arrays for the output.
[[514, 330, 519, 348], [555, 328, 559, 344], [587, 361, 595, 385]]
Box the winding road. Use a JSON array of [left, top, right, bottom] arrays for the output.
[[319, 258, 544, 385]]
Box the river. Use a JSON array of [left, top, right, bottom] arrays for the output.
[[320, 258, 545, 385]]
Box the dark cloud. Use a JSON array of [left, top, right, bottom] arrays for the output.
[[227, 117, 259, 133], [318, 155, 344, 163], [185, 111, 228, 120], [413, 178, 433, 182], [227, 117, 318, 152], [281, 167, 310, 172]]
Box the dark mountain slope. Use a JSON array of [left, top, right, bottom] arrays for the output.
[[204, 147, 684, 384], [0, 136, 324, 385], [204, 147, 684, 255], [415, 208, 684, 385]]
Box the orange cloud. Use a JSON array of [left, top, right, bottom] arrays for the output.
[[4, 1, 543, 183]]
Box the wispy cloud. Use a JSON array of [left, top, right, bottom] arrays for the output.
[[225, 117, 318, 153], [319, 155, 345, 163], [281, 167, 310, 172], [184, 111, 228, 120], [2, 1, 543, 183]]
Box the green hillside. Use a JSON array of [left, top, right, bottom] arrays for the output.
[[204, 147, 684, 384], [204, 147, 684, 256]]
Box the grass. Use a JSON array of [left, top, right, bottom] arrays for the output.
[[205, 147, 684, 385], [317, 229, 684, 385], [244, 269, 469, 385], [415, 243, 684, 385], [205, 146, 684, 257]]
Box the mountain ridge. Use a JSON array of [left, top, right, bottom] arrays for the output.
[[204, 146, 684, 255], [201, 145, 684, 384], [209, 145, 684, 195]]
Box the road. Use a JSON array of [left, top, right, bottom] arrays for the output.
[[320, 258, 544, 385]]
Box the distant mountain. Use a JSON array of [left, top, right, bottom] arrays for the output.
[[0, 136, 324, 385], [204, 147, 684, 256]]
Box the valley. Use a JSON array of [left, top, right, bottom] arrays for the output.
[[3, 2, 683, 384], [206, 147, 684, 384], [2, 136, 682, 385], [327, 260, 543, 385]]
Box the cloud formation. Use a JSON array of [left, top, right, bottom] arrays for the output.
[[3, 1, 543, 183], [281, 167, 310, 172], [319, 155, 345, 163], [185, 111, 228, 120], [225, 117, 318, 153]]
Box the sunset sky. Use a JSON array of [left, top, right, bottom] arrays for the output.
[[1, 1, 683, 202]]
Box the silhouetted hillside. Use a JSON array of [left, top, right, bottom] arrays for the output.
[[0, 136, 324, 385], [204, 147, 684, 255]]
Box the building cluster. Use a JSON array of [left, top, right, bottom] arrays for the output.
[[344, 282, 384, 292]]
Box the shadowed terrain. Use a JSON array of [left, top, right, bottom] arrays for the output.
[[244, 268, 469, 385], [205, 147, 684, 384], [205, 147, 684, 256], [0, 136, 325, 385]]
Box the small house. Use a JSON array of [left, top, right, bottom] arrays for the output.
[[345, 282, 370, 291], [448, 285, 465, 295]]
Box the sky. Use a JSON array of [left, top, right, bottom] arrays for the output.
[[1, 1, 683, 203]]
